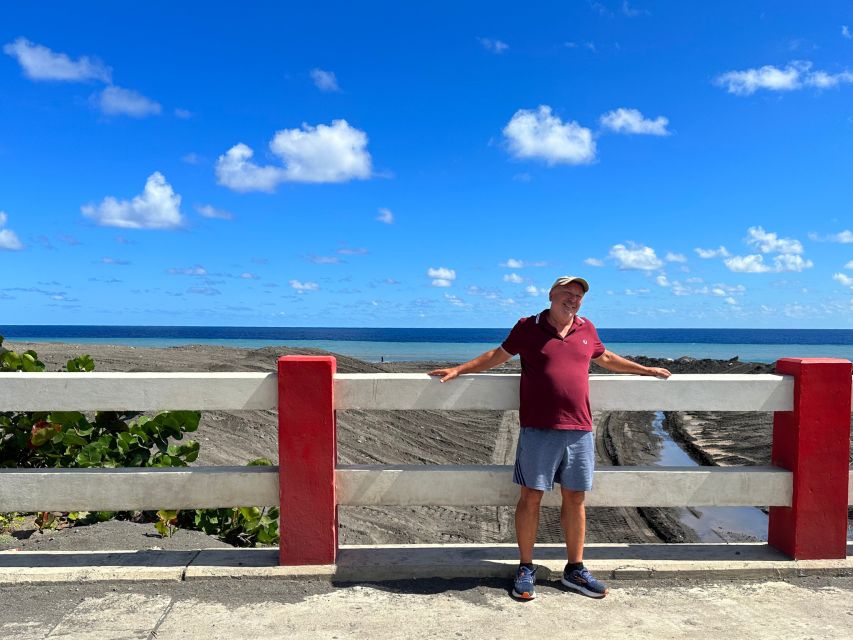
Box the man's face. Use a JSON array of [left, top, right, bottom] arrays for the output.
[[549, 282, 585, 316]]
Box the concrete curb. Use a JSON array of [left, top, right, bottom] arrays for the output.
[[1, 543, 852, 585]]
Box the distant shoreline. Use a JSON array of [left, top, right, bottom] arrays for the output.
[[4, 334, 851, 364]]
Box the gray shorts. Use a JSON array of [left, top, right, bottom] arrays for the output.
[[512, 427, 594, 492]]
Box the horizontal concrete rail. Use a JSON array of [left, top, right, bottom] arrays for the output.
[[334, 373, 797, 411], [0, 372, 808, 412], [0, 467, 279, 512], [0, 372, 276, 411], [337, 465, 794, 507], [12, 466, 853, 512]]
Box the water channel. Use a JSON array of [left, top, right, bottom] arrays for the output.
[[649, 411, 770, 542]]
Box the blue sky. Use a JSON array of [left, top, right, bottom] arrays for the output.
[[1, 1, 852, 329]]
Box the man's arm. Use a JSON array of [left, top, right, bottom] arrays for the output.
[[428, 347, 513, 382], [593, 350, 671, 379]]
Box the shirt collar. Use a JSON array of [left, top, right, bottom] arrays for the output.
[[536, 309, 583, 335]]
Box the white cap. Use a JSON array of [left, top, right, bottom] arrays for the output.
[[549, 275, 590, 294]]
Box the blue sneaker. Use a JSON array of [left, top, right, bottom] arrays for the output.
[[512, 565, 536, 600], [561, 566, 608, 598]]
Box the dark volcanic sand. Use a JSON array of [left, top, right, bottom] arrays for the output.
[[2, 342, 850, 552]]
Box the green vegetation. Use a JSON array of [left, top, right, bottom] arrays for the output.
[[0, 336, 278, 546]]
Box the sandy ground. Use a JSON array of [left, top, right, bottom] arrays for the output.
[[3, 576, 853, 639], [2, 341, 850, 551]]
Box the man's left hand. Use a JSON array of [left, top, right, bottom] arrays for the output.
[[646, 367, 671, 379]]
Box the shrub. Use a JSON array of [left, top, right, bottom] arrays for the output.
[[0, 336, 277, 546]]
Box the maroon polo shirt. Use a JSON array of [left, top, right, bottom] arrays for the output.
[[500, 310, 606, 431]]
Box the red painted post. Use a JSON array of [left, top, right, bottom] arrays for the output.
[[277, 355, 337, 565], [768, 358, 852, 559]]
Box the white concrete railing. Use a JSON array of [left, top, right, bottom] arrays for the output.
[[0, 372, 801, 411], [1, 366, 851, 563], [0, 465, 795, 512], [0, 371, 846, 511]]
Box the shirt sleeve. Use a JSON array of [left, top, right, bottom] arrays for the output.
[[500, 318, 526, 356], [589, 322, 606, 359]]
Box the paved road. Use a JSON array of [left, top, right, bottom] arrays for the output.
[[2, 576, 853, 639]]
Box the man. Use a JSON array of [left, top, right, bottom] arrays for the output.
[[429, 276, 670, 600]]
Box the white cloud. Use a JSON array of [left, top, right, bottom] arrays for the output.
[[714, 283, 746, 295], [95, 85, 161, 117], [167, 265, 207, 276], [715, 60, 853, 95], [504, 273, 523, 284], [656, 274, 670, 287], [215, 144, 284, 193], [525, 285, 542, 296], [196, 204, 233, 220], [3, 37, 111, 82], [174, 108, 192, 119], [337, 247, 368, 256], [377, 207, 394, 224], [310, 255, 342, 264], [724, 254, 772, 273], [624, 288, 651, 295], [599, 108, 670, 135], [240, 272, 259, 280], [833, 272, 853, 288], [774, 254, 813, 272], [621, 1, 648, 17], [187, 286, 220, 296], [668, 279, 745, 298], [0, 211, 23, 251], [81, 172, 183, 229], [843, 26, 852, 40], [665, 252, 686, 263], [584, 257, 605, 267], [720, 227, 814, 273], [609, 243, 663, 270], [725, 297, 738, 305], [478, 37, 509, 54], [503, 106, 596, 165], [217, 120, 372, 192], [715, 63, 801, 95], [695, 246, 730, 258], [565, 41, 598, 53], [808, 69, 853, 88], [428, 267, 456, 287], [270, 119, 372, 182], [844, 260, 853, 270], [290, 280, 319, 292], [500, 258, 546, 268], [746, 226, 803, 254], [310, 68, 340, 92], [444, 293, 469, 307], [810, 229, 853, 243], [182, 153, 201, 165]]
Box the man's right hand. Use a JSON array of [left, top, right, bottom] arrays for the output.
[[428, 367, 460, 383]]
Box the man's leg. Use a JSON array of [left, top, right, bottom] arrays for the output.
[[560, 488, 586, 563], [515, 486, 544, 564]]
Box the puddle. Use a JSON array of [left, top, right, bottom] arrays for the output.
[[650, 411, 769, 542]]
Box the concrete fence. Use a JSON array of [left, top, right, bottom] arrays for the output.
[[1, 356, 851, 564]]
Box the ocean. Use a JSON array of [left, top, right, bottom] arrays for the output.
[[2, 325, 853, 363]]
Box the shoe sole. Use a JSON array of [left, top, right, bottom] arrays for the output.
[[511, 589, 536, 600], [561, 577, 608, 599]]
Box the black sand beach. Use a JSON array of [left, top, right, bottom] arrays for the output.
[[1, 341, 850, 551]]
